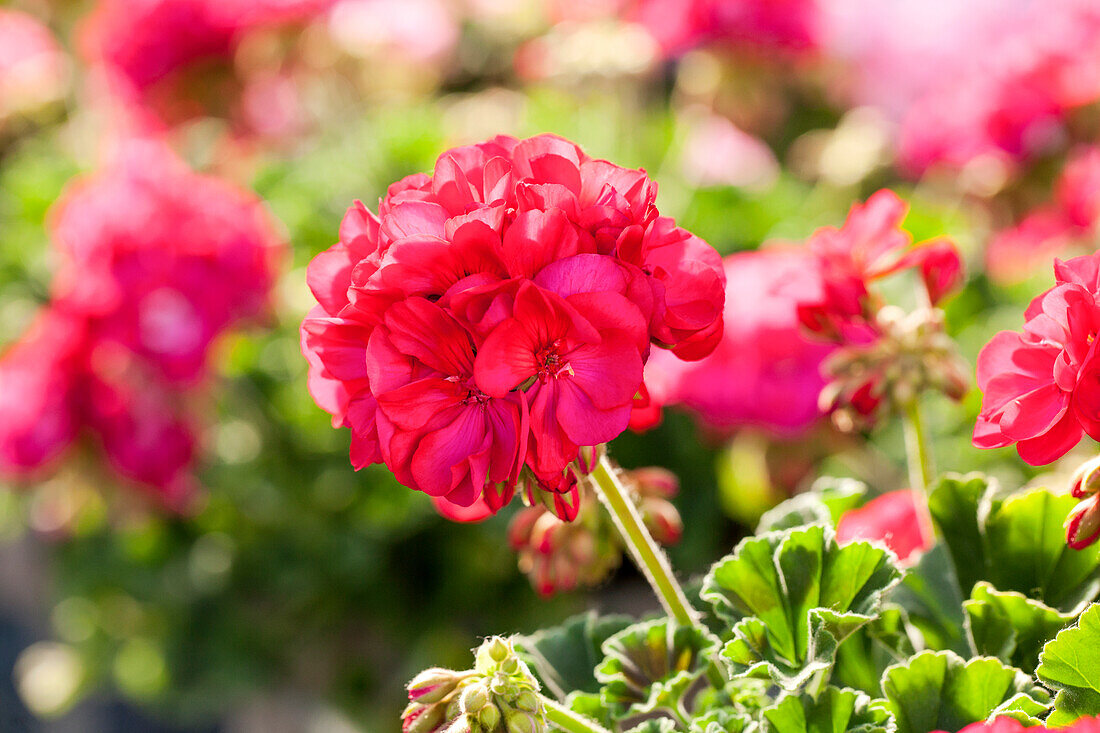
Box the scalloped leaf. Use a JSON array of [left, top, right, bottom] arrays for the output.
[[762, 687, 894, 733], [928, 476, 1100, 613], [834, 606, 917, 696], [690, 708, 757, 733], [1036, 603, 1100, 726], [625, 719, 680, 733], [887, 543, 967, 655], [517, 611, 633, 699], [703, 525, 902, 691], [982, 489, 1100, 614], [926, 474, 990, 596], [597, 619, 717, 720], [881, 650, 1049, 733], [964, 581, 1074, 673], [756, 478, 868, 534]]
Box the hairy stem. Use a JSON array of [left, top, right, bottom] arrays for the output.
[[589, 455, 699, 628], [901, 400, 934, 495], [543, 697, 612, 733]]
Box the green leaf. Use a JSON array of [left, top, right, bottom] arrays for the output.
[[762, 687, 894, 733], [928, 475, 1100, 614], [690, 708, 756, 733], [516, 611, 632, 699], [625, 719, 680, 733], [881, 650, 1049, 733], [756, 479, 867, 534], [964, 582, 1074, 673], [833, 606, 916, 696], [596, 619, 718, 720], [1036, 603, 1100, 725], [927, 474, 991, 596], [566, 691, 613, 728], [888, 543, 968, 655], [982, 489, 1100, 613], [703, 525, 902, 690]]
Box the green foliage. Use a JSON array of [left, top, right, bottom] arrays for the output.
[[880, 650, 1049, 733], [762, 687, 893, 733], [928, 476, 1100, 613], [964, 582, 1074, 673], [755, 479, 867, 534], [595, 619, 718, 722], [518, 612, 633, 699], [1036, 603, 1100, 725], [888, 544, 967, 655], [703, 525, 902, 690]]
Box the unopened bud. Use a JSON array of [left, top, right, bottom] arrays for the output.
[[407, 668, 461, 703], [479, 702, 502, 730], [514, 690, 540, 713], [630, 467, 679, 498], [499, 656, 520, 675], [444, 714, 474, 733], [476, 637, 512, 674], [461, 683, 490, 713], [402, 702, 445, 733], [1071, 456, 1100, 498], [1067, 493, 1100, 549], [505, 710, 541, 733]]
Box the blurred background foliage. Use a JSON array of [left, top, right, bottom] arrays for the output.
[[0, 0, 1089, 729]]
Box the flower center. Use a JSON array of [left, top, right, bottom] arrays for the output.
[[536, 341, 574, 380]]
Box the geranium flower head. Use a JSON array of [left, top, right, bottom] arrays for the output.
[[974, 254, 1100, 465], [836, 490, 934, 564], [302, 134, 725, 520], [0, 10, 68, 121]]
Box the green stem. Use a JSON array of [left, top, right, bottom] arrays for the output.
[[543, 697, 612, 733], [589, 455, 699, 628], [901, 400, 934, 495]]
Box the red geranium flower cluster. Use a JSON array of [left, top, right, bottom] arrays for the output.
[[835, 490, 933, 565], [302, 134, 725, 520], [945, 716, 1100, 733], [0, 142, 283, 505], [974, 255, 1100, 466], [797, 190, 964, 424]]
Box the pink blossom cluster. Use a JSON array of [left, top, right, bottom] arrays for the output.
[[824, 0, 1100, 174], [78, 0, 329, 133], [0, 142, 283, 505], [301, 134, 725, 520], [987, 146, 1100, 284], [944, 717, 1100, 733], [629, 0, 820, 59], [835, 490, 933, 564], [640, 249, 833, 437], [974, 255, 1100, 466]]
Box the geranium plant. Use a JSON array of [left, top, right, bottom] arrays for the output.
[[302, 136, 1100, 733]]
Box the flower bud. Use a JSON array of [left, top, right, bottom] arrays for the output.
[[444, 715, 474, 733], [407, 667, 462, 704], [479, 702, 502, 730], [504, 710, 542, 733], [1067, 493, 1100, 549], [1071, 456, 1100, 498], [402, 702, 445, 733], [461, 683, 490, 713], [514, 690, 540, 713]]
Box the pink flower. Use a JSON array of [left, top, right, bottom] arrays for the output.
[[799, 189, 963, 341], [1057, 146, 1100, 230], [631, 0, 821, 59], [0, 141, 284, 507], [985, 208, 1079, 286], [0, 10, 68, 120], [301, 134, 725, 519], [947, 716, 1100, 733], [645, 249, 834, 437], [50, 140, 283, 385], [835, 490, 933, 564], [973, 255, 1100, 465]]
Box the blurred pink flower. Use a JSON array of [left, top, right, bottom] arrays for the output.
[[327, 0, 458, 64], [986, 208, 1078, 285], [681, 112, 779, 190], [644, 249, 833, 437], [0, 141, 285, 507], [0, 9, 68, 119], [823, 0, 1100, 174], [631, 0, 821, 58], [835, 490, 933, 564]]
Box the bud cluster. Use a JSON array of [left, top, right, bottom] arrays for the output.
[[1067, 456, 1100, 549], [819, 306, 969, 431], [508, 463, 683, 595], [402, 637, 547, 733]]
